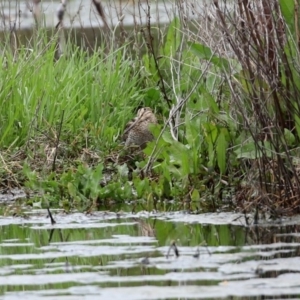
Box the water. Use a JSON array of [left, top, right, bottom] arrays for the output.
[[0, 0, 179, 30], [0, 0, 184, 53], [0, 205, 300, 299]]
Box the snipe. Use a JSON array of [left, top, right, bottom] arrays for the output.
[[122, 107, 157, 149]]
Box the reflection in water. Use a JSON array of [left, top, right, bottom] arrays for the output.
[[0, 209, 299, 299], [0, 0, 177, 30], [0, 0, 181, 52]]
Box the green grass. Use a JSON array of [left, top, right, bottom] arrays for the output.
[[0, 25, 260, 210], [0, 33, 157, 206], [0, 43, 143, 151], [0, 25, 233, 211]]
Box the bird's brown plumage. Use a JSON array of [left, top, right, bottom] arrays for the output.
[[122, 107, 157, 149]]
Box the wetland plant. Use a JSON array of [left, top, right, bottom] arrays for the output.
[[0, 0, 300, 217]]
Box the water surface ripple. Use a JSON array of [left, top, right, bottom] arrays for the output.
[[0, 210, 300, 299]]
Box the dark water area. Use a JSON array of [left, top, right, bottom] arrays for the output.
[[0, 0, 176, 30], [0, 198, 300, 299], [0, 0, 179, 51], [0, 26, 112, 51]]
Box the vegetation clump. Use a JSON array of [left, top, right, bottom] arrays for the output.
[[1, 0, 300, 216]]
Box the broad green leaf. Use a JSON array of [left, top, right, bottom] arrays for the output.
[[208, 140, 215, 167], [235, 140, 258, 159], [235, 140, 273, 159], [67, 182, 79, 199], [164, 17, 181, 56], [162, 161, 171, 182], [188, 42, 230, 71], [197, 86, 220, 113], [181, 149, 190, 176], [284, 128, 295, 146], [294, 113, 300, 140], [133, 177, 150, 199], [204, 122, 219, 144], [145, 88, 161, 104], [279, 0, 295, 35], [142, 54, 158, 79], [206, 73, 219, 93], [191, 189, 200, 201], [168, 141, 192, 176], [203, 123, 219, 167], [283, 38, 300, 90], [93, 163, 104, 180], [162, 130, 175, 144], [162, 178, 171, 198], [122, 182, 134, 199], [216, 129, 228, 173], [217, 113, 237, 132], [185, 115, 201, 147]]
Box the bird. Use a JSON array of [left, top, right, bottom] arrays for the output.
[[122, 107, 157, 149]]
